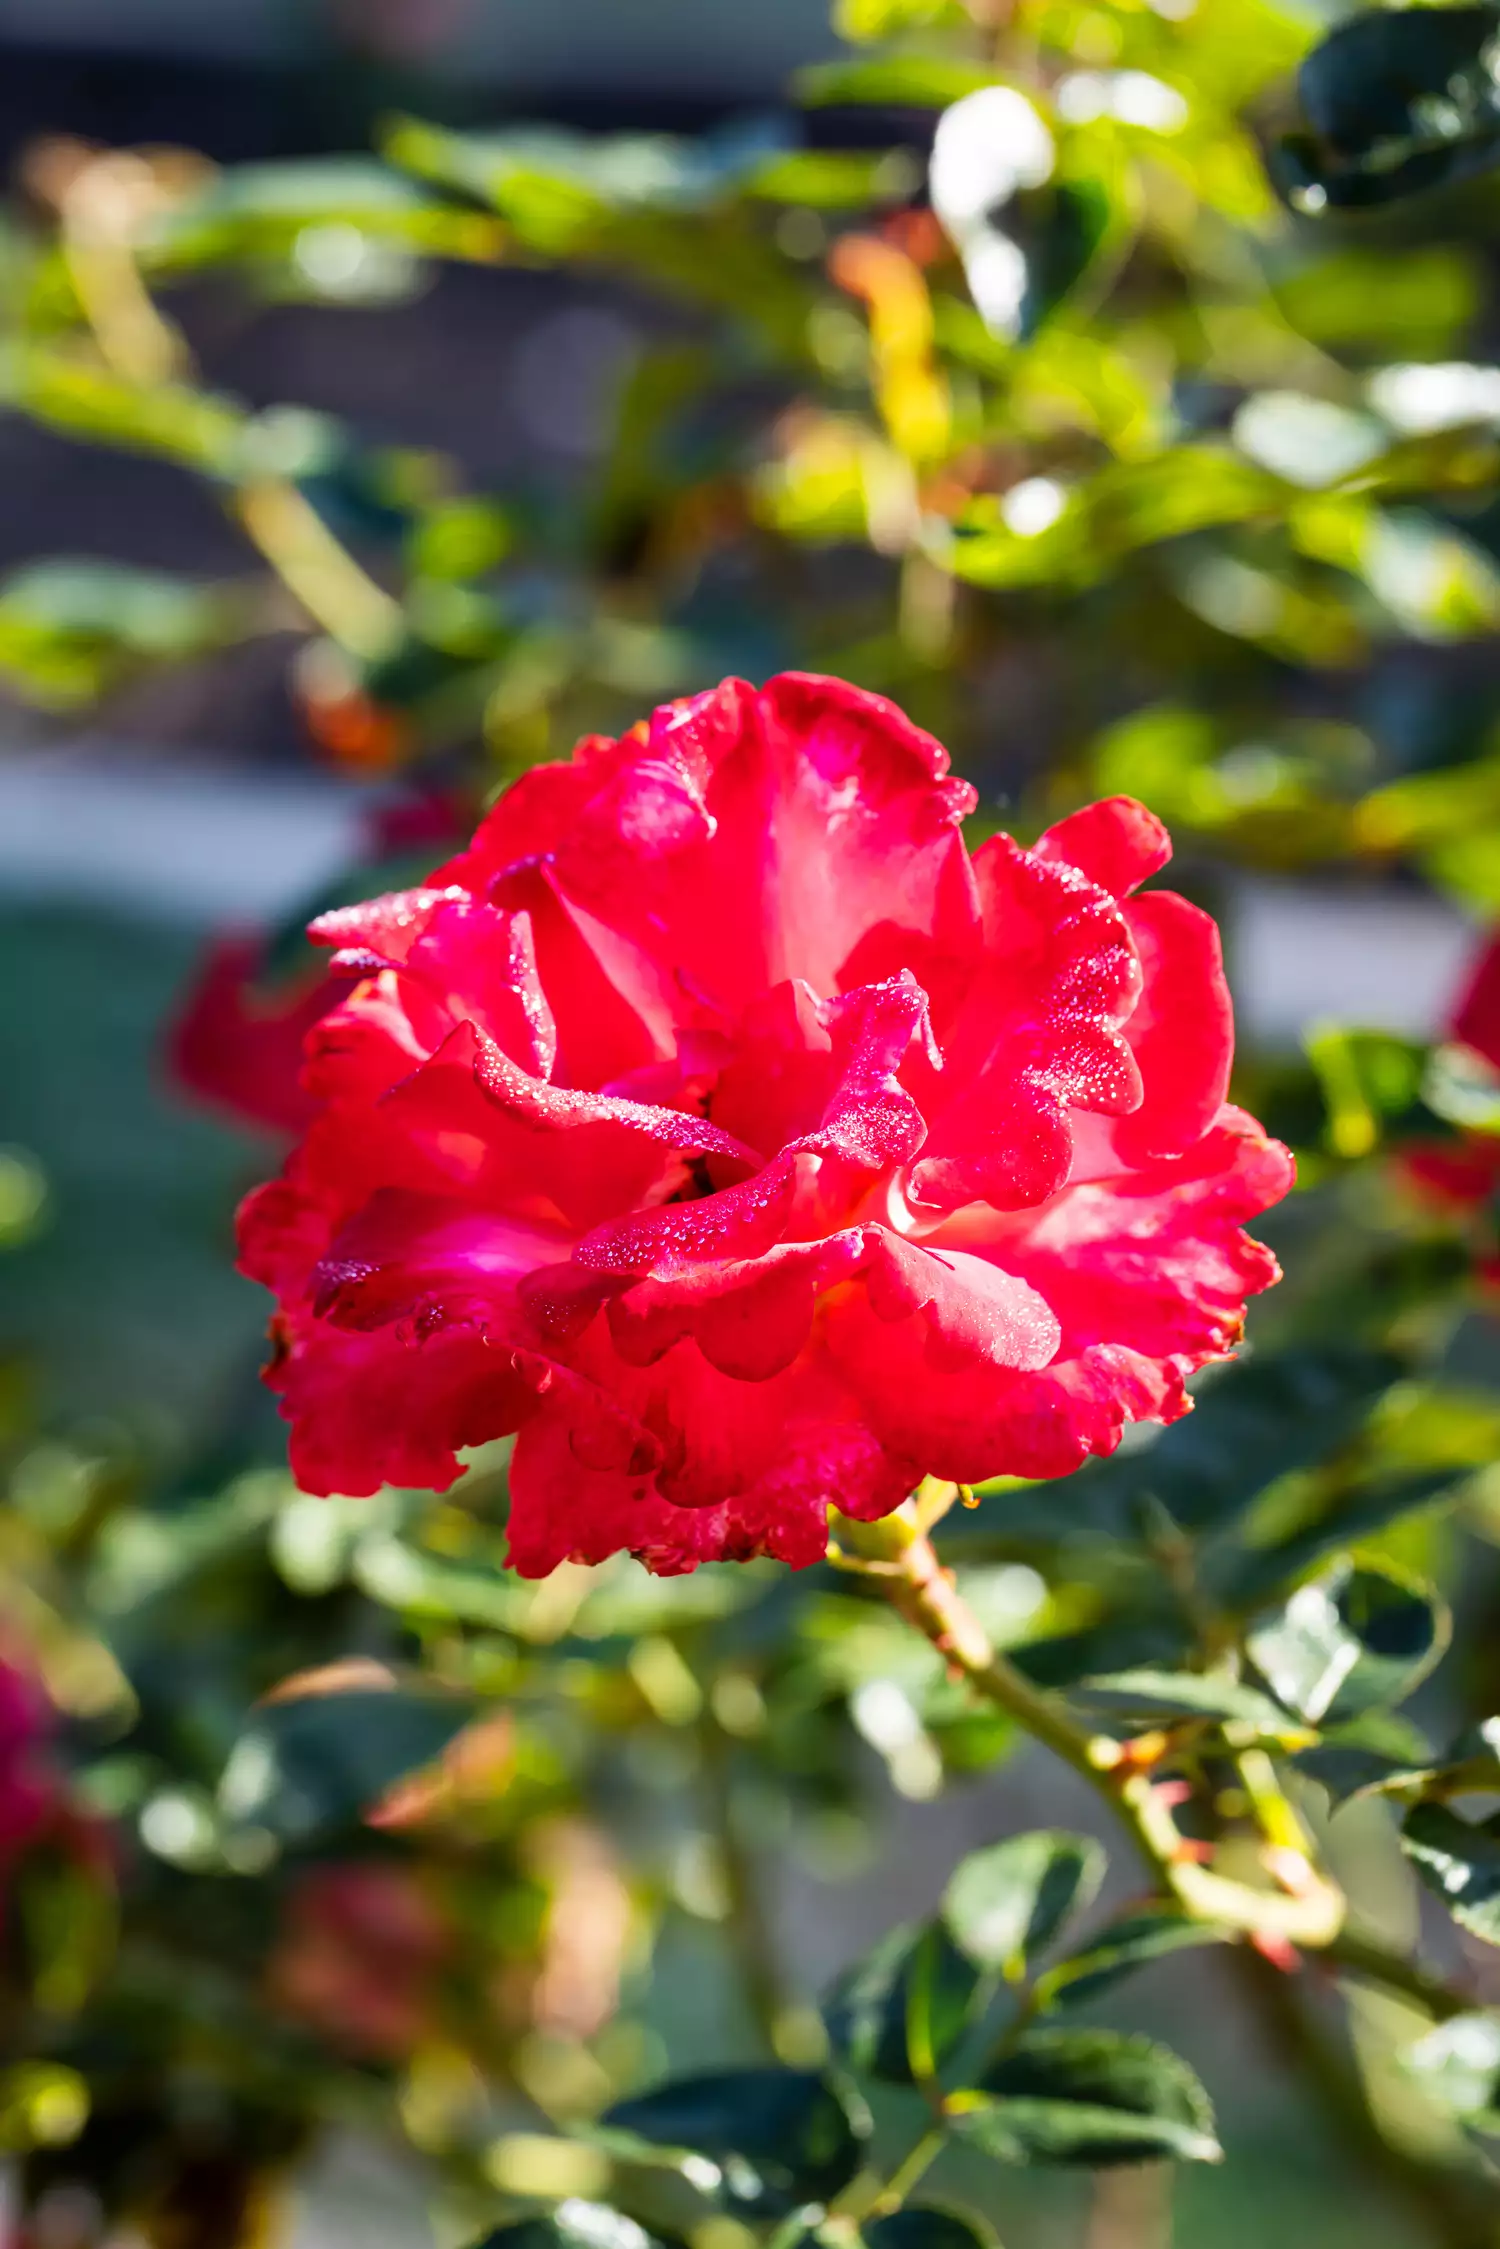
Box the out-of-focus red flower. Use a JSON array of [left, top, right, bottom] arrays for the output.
[[269, 1863, 451, 2061], [1404, 929, 1500, 1267], [0, 1655, 58, 1864], [170, 937, 334, 1137], [1452, 929, 1500, 1074], [237, 674, 1292, 1575]]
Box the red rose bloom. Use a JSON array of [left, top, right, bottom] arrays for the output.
[[239, 675, 1292, 1576]]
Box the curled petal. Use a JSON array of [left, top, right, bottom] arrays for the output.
[[1034, 795, 1171, 900], [607, 1232, 867, 1379], [861, 1233, 1061, 1373], [1112, 893, 1233, 1165]]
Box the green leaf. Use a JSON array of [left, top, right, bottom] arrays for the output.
[[791, 2210, 998, 2249], [821, 1920, 981, 2085], [743, 150, 914, 210], [1304, 1025, 1435, 1161], [469, 2217, 683, 2249], [1402, 1805, 1500, 1946], [598, 2072, 868, 2218], [835, 0, 966, 39], [1247, 1561, 1450, 1726], [1072, 1669, 1314, 1746], [1406, 2012, 1500, 2129], [947, 2029, 1220, 2167], [1007, 1621, 1191, 1688], [1126, 1348, 1402, 1533], [470, 2216, 686, 2249], [216, 1682, 477, 1843], [141, 157, 504, 279], [796, 56, 996, 108], [862, 2212, 999, 2249], [1295, 1736, 1437, 1808], [1221, 1467, 1467, 1609], [942, 1832, 1105, 1976], [1036, 1909, 1227, 2010], [0, 561, 242, 709], [1275, 7, 1500, 213], [0, 345, 247, 474], [967, 1349, 1399, 1558]]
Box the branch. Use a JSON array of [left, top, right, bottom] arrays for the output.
[[830, 1500, 1473, 2010]]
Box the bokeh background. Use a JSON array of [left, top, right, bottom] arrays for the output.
[[6, 2, 1500, 2246]]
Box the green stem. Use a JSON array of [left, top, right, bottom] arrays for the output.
[[1325, 1929, 1475, 2023], [830, 1505, 1471, 2009], [872, 2126, 947, 2216]]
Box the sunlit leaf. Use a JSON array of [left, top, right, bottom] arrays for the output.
[[942, 1832, 1105, 1975], [1406, 2012, 1500, 2129], [798, 56, 996, 107], [1247, 1561, 1449, 1727], [1402, 1805, 1500, 1946]]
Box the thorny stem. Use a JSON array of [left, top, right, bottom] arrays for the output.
[[829, 1498, 1474, 2014]]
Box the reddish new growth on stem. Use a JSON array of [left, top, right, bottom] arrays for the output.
[[236, 674, 1292, 1574]]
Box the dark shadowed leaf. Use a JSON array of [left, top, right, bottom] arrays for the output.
[[598, 2072, 868, 2218], [1220, 1467, 1467, 1608], [943, 1832, 1105, 1975], [469, 2214, 683, 2249], [972, 1348, 1400, 1548], [217, 1683, 477, 1843], [1036, 1909, 1228, 2010], [822, 1920, 981, 2084], [1275, 6, 1500, 211], [1248, 1561, 1449, 1726], [947, 2028, 1220, 2166], [1008, 1621, 1191, 1688], [788, 2209, 998, 2249], [863, 2211, 1000, 2249], [1402, 1805, 1500, 1945], [1121, 1346, 1401, 1532]]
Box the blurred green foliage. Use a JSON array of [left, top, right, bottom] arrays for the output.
[[11, 3, 1500, 2247]]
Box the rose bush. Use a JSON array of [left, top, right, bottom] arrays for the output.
[[240, 673, 1292, 1575]]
